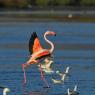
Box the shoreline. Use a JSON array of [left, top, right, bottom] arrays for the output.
[[0, 16, 95, 23], [0, 10, 95, 22]]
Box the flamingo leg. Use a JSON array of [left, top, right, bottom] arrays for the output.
[[22, 64, 27, 84], [39, 63, 49, 88]]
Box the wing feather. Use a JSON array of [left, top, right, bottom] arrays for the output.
[[29, 32, 43, 54]]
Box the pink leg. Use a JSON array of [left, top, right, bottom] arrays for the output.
[[22, 64, 27, 84], [39, 63, 49, 88]]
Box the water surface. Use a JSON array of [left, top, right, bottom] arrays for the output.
[[0, 22, 95, 95]]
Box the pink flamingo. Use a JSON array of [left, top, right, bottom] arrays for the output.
[[22, 31, 56, 87]]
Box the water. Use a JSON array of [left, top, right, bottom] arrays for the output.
[[0, 22, 95, 95]]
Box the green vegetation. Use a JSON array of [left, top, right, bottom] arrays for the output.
[[0, 0, 95, 9], [56, 0, 70, 5], [80, 0, 95, 6], [0, 0, 30, 8], [16, 0, 29, 8], [36, 0, 48, 7]]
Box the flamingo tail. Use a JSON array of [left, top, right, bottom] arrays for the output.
[[22, 64, 27, 84], [39, 63, 50, 88]]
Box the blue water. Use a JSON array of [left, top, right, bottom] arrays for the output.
[[0, 22, 95, 95]]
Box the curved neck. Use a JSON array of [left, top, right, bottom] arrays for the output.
[[44, 33, 54, 53], [3, 90, 7, 95], [67, 88, 70, 95], [3, 88, 9, 95], [74, 85, 77, 91]]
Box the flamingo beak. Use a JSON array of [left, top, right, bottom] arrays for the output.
[[52, 32, 56, 36]]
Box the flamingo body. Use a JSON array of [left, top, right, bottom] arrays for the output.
[[26, 49, 51, 66], [0, 85, 10, 95], [25, 31, 56, 67], [22, 31, 56, 86], [32, 49, 50, 60]]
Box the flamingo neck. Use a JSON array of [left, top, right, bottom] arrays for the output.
[[44, 33, 54, 53], [3, 90, 7, 95], [67, 88, 70, 95], [74, 85, 77, 92], [3, 88, 10, 95]]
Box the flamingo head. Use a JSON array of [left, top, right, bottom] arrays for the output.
[[3, 88, 10, 94], [0, 85, 10, 95], [45, 31, 56, 36]]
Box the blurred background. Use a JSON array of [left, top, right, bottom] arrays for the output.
[[0, 0, 95, 22], [0, 0, 95, 95]]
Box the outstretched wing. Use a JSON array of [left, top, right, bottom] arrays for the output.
[[29, 32, 43, 54]]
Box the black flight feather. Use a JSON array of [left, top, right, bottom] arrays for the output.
[[29, 32, 38, 54]]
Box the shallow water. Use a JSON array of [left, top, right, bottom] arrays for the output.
[[0, 22, 95, 95]]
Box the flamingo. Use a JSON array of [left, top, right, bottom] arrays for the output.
[[22, 31, 56, 87], [0, 85, 10, 95]]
